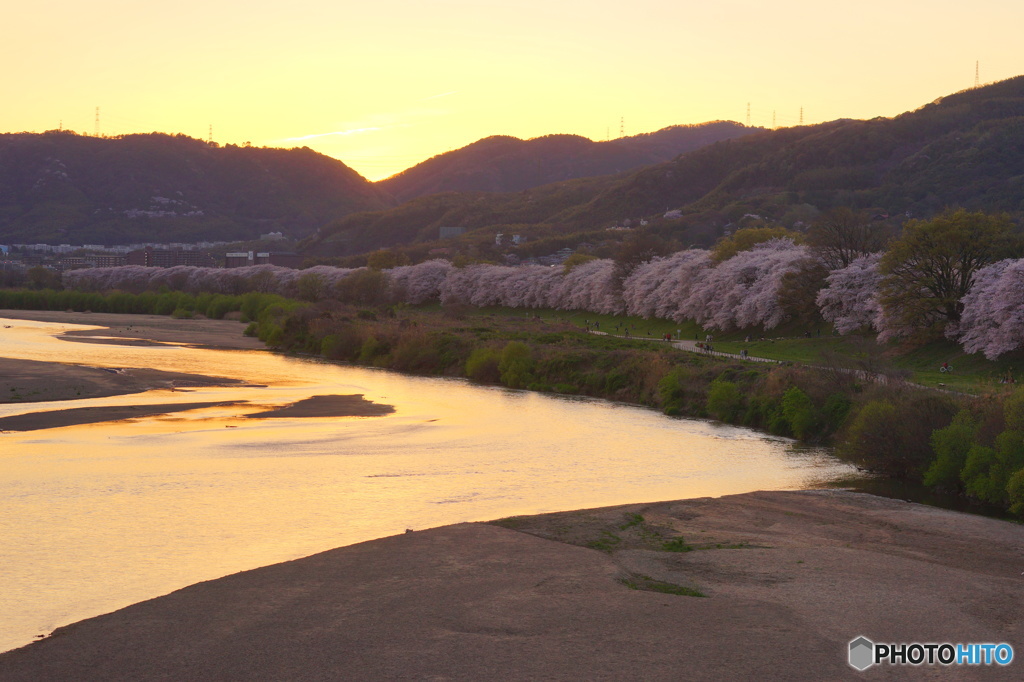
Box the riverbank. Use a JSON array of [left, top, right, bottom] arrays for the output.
[[0, 489, 1019, 680]]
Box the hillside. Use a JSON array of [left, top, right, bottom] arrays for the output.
[[376, 122, 756, 203], [0, 132, 388, 245], [307, 76, 1024, 258]]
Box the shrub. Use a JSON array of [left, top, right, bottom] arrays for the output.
[[466, 347, 501, 383], [925, 410, 977, 489], [1007, 469, 1024, 515], [841, 393, 957, 478], [706, 380, 744, 423], [498, 341, 534, 389], [781, 387, 817, 440]]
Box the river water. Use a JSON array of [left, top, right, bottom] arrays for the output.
[[0, 315, 856, 652]]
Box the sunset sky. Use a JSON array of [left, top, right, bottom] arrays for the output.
[[6, 1, 1023, 181]]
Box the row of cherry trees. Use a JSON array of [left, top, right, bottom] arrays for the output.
[[61, 232, 1024, 358], [63, 239, 814, 331]]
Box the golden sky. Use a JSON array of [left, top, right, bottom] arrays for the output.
[[6, 0, 1023, 181]]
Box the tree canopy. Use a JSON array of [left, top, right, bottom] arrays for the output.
[[878, 209, 1017, 339]]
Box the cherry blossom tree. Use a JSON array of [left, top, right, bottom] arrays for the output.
[[958, 259, 1024, 359], [686, 239, 811, 330], [815, 254, 883, 335]]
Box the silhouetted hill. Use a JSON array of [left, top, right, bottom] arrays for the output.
[[376, 122, 756, 202], [0, 132, 388, 245], [307, 76, 1024, 257]]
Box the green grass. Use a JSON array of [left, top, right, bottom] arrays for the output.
[[417, 303, 1024, 395], [618, 573, 706, 597], [661, 537, 694, 552], [586, 530, 622, 552]]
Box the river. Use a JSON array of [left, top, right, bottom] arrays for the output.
[[0, 315, 856, 653]]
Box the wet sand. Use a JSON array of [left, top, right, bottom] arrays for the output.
[[0, 400, 243, 432], [245, 394, 395, 419], [0, 357, 247, 406], [0, 490, 1020, 680], [0, 309, 264, 351], [1, 310, 262, 408]]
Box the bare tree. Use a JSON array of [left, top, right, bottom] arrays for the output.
[[807, 208, 891, 269]]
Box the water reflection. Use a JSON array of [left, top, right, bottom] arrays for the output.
[[0, 316, 855, 652]]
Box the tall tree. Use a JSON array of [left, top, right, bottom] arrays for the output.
[[807, 208, 891, 269], [878, 209, 1017, 340]]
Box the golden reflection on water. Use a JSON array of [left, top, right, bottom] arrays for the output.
[[0, 316, 855, 652]]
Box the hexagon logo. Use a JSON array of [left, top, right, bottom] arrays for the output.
[[849, 636, 875, 671]]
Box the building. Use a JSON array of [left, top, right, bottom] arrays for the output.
[[57, 254, 127, 272], [439, 226, 466, 240], [126, 247, 216, 268], [224, 252, 304, 268]]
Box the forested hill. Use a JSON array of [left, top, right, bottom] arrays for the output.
[[376, 122, 757, 203], [307, 76, 1024, 257], [561, 76, 1024, 228], [0, 132, 388, 245]]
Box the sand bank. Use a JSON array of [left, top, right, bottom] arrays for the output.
[[1, 490, 1019, 680], [0, 357, 246, 406], [0, 309, 264, 350], [0, 400, 243, 432], [245, 394, 395, 419]]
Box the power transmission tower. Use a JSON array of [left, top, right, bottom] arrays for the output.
[[94, 107, 100, 137], [619, 117, 624, 138], [975, 61, 980, 87], [208, 124, 213, 144], [746, 102, 751, 127], [799, 106, 804, 125], [772, 110, 776, 129]]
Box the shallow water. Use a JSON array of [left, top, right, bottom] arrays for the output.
[[0, 316, 856, 652]]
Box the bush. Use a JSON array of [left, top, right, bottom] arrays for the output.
[[498, 341, 534, 389], [925, 410, 977, 489], [781, 387, 817, 440], [706, 380, 744, 423], [841, 393, 957, 478], [466, 347, 501, 383]]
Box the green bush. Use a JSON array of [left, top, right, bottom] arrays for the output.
[[841, 394, 956, 478], [781, 387, 816, 440], [498, 341, 534, 389], [466, 347, 501, 383], [925, 410, 977, 489], [1007, 469, 1024, 515], [706, 379, 744, 423]]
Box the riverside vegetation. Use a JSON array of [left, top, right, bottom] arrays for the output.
[[3, 286, 1023, 518]]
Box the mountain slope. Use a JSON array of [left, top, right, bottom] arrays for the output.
[[0, 132, 388, 245], [376, 122, 756, 203], [308, 76, 1024, 257]]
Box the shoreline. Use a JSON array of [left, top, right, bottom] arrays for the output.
[[0, 312, 396, 428], [0, 489, 1020, 679]]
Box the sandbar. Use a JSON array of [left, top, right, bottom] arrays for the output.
[[0, 309, 265, 350], [0, 400, 243, 432], [0, 490, 1019, 680], [245, 394, 395, 419], [0, 357, 246, 406]]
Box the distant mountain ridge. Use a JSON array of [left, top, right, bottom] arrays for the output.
[[376, 122, 757, 202], [306, 76, 1024, 257], [0, 132, 388, 245]]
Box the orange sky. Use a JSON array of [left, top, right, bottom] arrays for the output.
[[5, 1, 1023, 180]]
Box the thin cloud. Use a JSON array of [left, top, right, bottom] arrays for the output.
[[281, 126, 384, 142]]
